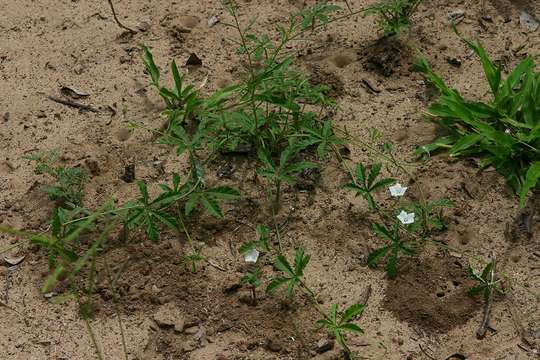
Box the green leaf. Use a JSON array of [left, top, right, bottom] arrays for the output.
[[275, 254, 295, 277], [367, 246, 390, 267], [367, 163, 382, 187], [448, 133, 483, 156], [266, 277, 290, 294], [467, 285, 485, 297], [386, 249, 398, 279], [142, 45, 160, 87], [185, 192, 200, 216], [42, 265, 65, 293], [372, 223, 392, 241], [201, 195, 223, 218], [519, 162, 540, 207], [416, 136, 455, 155], [206, 186, 240, 200], [339, 323, 364, 334], [341, 303, 365, 323]]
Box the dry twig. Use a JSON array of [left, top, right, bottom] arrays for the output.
[[107, 0, 136, 33]]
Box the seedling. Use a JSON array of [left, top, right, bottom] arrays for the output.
[[266, 247, 310, 298], [141, 46, 201, 125], [240, 267, 262, 305], [126, 181, 179, 241], [415, 30, 540, 207], [368, 222, 415, 278], [257, 144, 318, 212], [405, 197, 453, 234], [182, 248, 204, 273], [316, 303, 365, 355], [468, 261, 503, 299], [468, 259, 504, 338], [345, 162, 395, 211], [239, 225, 270, 256], [301, 120, 346, 160], [25, 150, 89, 207], [364, 0, 423, 36]]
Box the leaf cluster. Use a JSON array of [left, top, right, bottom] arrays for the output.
[[368, 222, 414, 278], [25, 150, 89, 207], [364, 0, 423, 36], [345, 163, 395, 210], [416, 32, 540, 207], [266, 247, 310, 297]]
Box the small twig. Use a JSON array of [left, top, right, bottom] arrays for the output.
[[418, 343, 437, 360], [477, 256, 496, 339], [357, 285, 372, 320], [207, 259, 227, 272], [47, 96, 100, 113], [107, 0, 136, 33]]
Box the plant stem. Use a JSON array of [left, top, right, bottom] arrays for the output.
[[107, 0, 136, 34], [477, 256, 496, 338], [83, 313, 104, 360]]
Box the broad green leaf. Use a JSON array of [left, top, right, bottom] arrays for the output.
[[201, 195, 223, 218], [275, 255, 295, 277], [339, 323, 364, 334], [449, 133, 483, 156], [367, 246, 390, 267], [341, 303, 365, 323], [519, 162, 540, 207], [266, 277, 290, 294]]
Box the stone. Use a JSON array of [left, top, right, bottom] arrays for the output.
[[152, 303, 185, 333]]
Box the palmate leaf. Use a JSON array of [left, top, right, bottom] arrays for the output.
[[266, 248, 309, 298], [317, 302, 365, 349], [367, 245, 390, 267], [367, 163, 382, 188], [201, 195, 223, 218], [341, 303, 365, 323], [369, 223, 414, 279]]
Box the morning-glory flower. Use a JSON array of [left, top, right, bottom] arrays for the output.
[[389, 183, 408, 197], [397, 210, 415, 225], [244, 248, 260, 263]]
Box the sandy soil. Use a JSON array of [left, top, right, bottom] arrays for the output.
[[0, 0, 539, 359]]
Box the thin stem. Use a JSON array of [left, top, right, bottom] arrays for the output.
[[103, 256, 129, 360], [107, 0, 136, 33], [83, 314, 104, 360]]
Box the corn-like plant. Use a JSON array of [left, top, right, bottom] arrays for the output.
[[416, 30, 540, 207]]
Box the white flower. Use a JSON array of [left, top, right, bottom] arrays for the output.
[[505, 128, 511, 134], [389, 183, 408, 197], [397, 210, 415, 225], [244, 248, 260, 263]]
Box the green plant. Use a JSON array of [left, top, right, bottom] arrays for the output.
[[364, 0, 422, 36], [25, 150, 89, 207], [316, 303, 365, 354], [239, 225, 270, 255], [241, 267, 262, 304], [257, 144, 318, 212], [345, 163, 395, 210], [142, 46, 202, 126], [368, 222, 415, 278], [406, 197, 453, 234], [266, 247, 311, 298], [468, 261, 503, 299], [415, 31, 540, 207], [182, 248, 204, 273]]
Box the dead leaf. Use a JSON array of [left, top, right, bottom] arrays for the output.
[[186, 53, 202, 66], [60, 86, 90, 99], [4, 255, 25, 266]]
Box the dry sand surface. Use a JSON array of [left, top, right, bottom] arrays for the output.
[[0, 0, 539, 359]]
